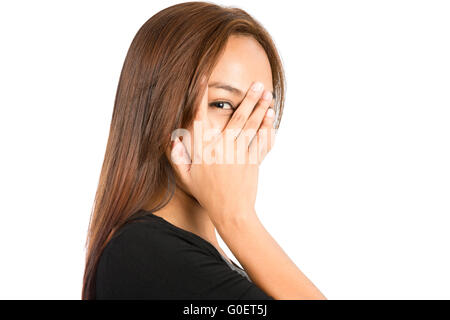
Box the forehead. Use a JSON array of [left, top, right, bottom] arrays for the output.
[[209, 35, 273, 92]]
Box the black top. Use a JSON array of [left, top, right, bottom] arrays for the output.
[[95, 209, 274, 300]]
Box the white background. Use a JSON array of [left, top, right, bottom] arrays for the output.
[[0, 0, 449, 299]]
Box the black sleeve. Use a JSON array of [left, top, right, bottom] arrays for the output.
[[96, 222, 274, 300]]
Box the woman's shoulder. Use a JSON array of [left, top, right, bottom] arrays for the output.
[[103, 212, 218, 258], [95, 213, 215, 298], [107, 213, 170, 246], [95, 211, 273, 299]]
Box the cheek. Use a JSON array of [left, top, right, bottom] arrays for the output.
[[180, 109, 232, 159], [206, 108, 232, 132]]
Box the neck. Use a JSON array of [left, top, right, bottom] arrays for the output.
[[146, 186, 219, 249]]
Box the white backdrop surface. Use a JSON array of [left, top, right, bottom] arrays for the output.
[[0, 0, 449, 299]]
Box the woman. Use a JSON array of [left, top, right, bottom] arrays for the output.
[[82, 1, 325, 300]]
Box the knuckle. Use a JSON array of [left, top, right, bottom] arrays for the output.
[[246, 119, 259, 129], [231, 111, 246, 125], [249, 89, 263, 101], [255, 100, 270, 113]]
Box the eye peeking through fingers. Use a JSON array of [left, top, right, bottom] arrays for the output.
[[209, 101, 236, 111]]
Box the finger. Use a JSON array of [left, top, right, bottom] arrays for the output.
[[237, 89, 273, 147], [249, 108, 276, 164], [170, 137, 192, 185], [225, 81, 265, 139]]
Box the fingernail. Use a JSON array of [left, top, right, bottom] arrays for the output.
[[252, 82, 264, 92], [266, 108, 275, 118]]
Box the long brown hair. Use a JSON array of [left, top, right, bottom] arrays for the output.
[[82, 1, 286, 299]]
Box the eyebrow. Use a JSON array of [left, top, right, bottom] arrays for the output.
[[208, 81, 276, 100]]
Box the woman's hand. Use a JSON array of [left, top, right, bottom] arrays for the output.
[[170, 80, 326, 300], [170, 80, 276, 227]]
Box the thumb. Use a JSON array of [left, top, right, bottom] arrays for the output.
[[170, 136, 192, 185]]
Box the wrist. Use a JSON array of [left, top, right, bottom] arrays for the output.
[[213, 207, 258, 233]]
